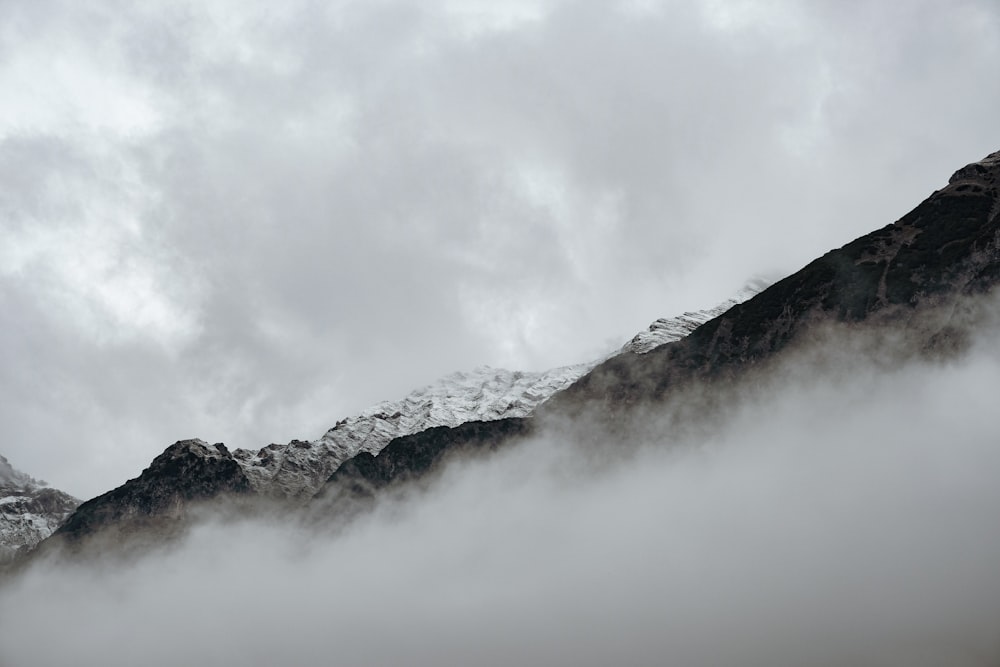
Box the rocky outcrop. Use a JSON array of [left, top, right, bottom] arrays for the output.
[[53, 440, 251, 544], [313, 418, 533, 517]]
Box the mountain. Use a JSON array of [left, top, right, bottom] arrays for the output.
[[26, 286, 762, 552], [546, 149, 1000, 418], [313, 149, 1000, 514], [620, 278, 771, 354], [18, 148, 1000, 559], [53, 440, 251, 544], [229, 279, 767, 501], [230, 363, 595, 500], [0, 455, 78, 563]]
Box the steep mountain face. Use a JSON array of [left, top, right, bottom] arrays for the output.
[[544, 150, 1000, 418], [0, 455, 78, 562], [230, 363, 593, 500], [314, 418, 533, 517], [229, 285, 766, 502], [312, 150, 1000, 508], [53, 440, 251, 544]]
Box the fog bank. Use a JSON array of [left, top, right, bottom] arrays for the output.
[[3, 320, 1000, 666]]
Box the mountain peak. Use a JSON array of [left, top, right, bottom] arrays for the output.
[[947, 150, 1000, 187], [160, 439, 232, 462], [52, 439, 251, 544]]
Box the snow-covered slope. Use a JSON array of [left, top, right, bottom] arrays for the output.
[[233, 362, 593, 499], [232, 282, 767, 499], [622, 278, 770, 354], [0, 455, 79, 561]]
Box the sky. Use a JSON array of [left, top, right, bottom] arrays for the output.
[[2, 0, 999, 499], [4, 300, 1000, 666]]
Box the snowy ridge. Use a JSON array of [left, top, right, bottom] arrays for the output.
[[622, 278, 769, 354], [0, 455, 78, 561], [233, 362, 593, 499], [232, 281, 767, 500]]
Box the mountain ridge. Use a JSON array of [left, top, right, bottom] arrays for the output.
[[8, 284, 764, 554], [543, 149, 1000, 418], [11, 148, 1000, 561], [314, 149, 1000, 515], [228, 279, 767, 501]]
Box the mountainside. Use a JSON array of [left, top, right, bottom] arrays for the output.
[[231, 283, 766, 501], [16, 149, 1000, 561], [621, 278, 770, 354], [544, 150, 1000, 418], [312, 149, 1000, 510], [0, 455, 78, 562], [12, 286, 764, 555], [313, 418, 534, 518], [230, 363, 594, 500], [53, 440, 251, 544]]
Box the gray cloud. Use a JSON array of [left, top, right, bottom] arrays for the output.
[[3, 298, 1000, 665], [1, 0, 999, 497]]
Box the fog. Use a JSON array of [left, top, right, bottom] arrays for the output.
[[3, 309, 1000, 666]]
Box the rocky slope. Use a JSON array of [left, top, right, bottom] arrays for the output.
[[230, 363, 593, 500], [53, 440, 251, 544], [311, 149, 1000, 514], [313, 418, 533, 518], [545, 149, 1000, 418], [23, 289, 764, 552], [229, 283, 766, 501], [0, 455, 78, 562]]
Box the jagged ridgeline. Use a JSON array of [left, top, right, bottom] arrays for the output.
[[15, 149, 1000, 563], [546, 151, 1000, 415]]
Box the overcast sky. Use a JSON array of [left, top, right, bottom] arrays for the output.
[[2, 0, 999, 499]]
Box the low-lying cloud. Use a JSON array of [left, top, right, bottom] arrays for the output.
[[3, 308, 1000, 666]]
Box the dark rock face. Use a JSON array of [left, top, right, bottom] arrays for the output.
[[543, 151, 1000, 417], [53, 439, 252, 544], [314, 418, 533, 514]]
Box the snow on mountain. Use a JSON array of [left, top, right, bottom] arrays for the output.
[[232, 362, 594, 499], [0, 282, 767, 556], [621, 278, 770, 354], [0, 455, 79, 562], [232, 282, 767, 499]]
